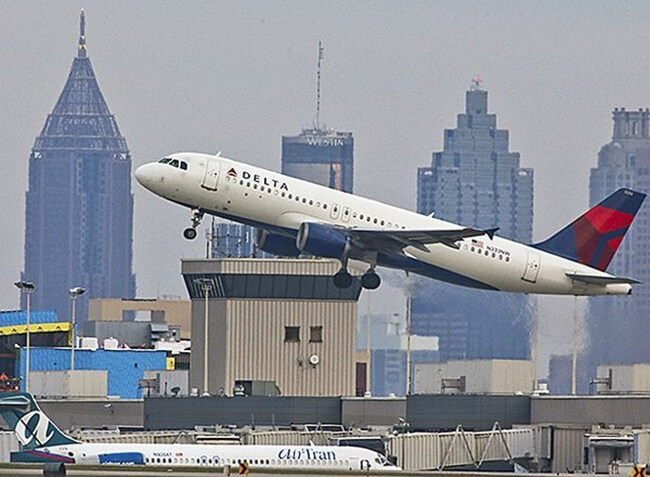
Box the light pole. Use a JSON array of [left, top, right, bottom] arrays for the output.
[[405, 295, 412, 396], [14, 281, 35, 393], [69, 287, 86, 375], [194, 278, 212, 395]]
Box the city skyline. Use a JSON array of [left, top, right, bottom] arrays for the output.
[[2, 2, 650, 376]]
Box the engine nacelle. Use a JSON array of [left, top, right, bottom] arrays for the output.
[[296, 222, 348, 259], [255, 229, 301, 257]]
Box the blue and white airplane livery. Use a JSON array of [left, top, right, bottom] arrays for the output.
[[0, 393, 398, 471], [135, 152, 645, 295]]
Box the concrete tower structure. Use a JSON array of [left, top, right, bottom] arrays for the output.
[[414, 81, 534, 361], [586, 108, 650, 378], [22, 11, 135, 322]]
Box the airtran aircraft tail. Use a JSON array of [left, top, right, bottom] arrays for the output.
[[535, 188, 646, 271], [0, 393, 79, 449]]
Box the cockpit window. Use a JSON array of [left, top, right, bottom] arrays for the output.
[[169, 159, 180, 168], [159, 158, 172, 164], [180, 161, 188, 170]]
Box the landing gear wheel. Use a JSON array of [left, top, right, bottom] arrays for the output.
[[333, 269, 353, 288], [183, 228, 198, 240], [361, 270, 381, 290]]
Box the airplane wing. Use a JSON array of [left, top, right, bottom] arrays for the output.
[[340, 226, 499, 253], [565, 272, 640, 285]]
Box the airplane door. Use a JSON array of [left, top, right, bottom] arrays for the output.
[[342, 206, 351, 223], [330, 203, 341, 220], [201, 159, 221, 191], [522, 251, 541, 283]]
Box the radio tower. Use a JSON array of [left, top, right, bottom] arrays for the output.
[[315, 41, 324, 131]]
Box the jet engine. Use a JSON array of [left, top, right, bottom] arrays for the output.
[[296, 222, 348, 259], [255, 229, 301, 257]]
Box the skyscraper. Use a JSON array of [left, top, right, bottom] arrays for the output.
[[586, 108, 650, 377], [22, 11, 135, 322], [281, 42, 354, 193], [281, 128, 354, 193], [413, 81, 534, 360]]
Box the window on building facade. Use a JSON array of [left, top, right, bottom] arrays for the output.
[[309, 325, 323, 343], [284, 326, 300, 342]]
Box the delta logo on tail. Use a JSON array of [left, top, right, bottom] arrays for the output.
[[535, 189, 646, 271]]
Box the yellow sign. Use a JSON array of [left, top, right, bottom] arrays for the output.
[[166, 357, 175, 370], [238, 461, 249, 475], [632, 465, 646, 477]]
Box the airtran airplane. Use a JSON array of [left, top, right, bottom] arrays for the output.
[[0, 393, 398, 471], [135, 152, 645, 295]]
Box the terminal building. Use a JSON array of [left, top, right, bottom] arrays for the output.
[[182, 258, 366, 397]]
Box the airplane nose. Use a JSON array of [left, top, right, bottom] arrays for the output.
[[135, 163, 154, 188]]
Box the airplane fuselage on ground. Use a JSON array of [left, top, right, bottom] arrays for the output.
[[135, 152, 641, 296]]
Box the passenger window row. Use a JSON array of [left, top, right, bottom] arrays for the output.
[[227, 174, 406, 230]]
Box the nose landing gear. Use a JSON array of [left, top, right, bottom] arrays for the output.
[[183, 208, 204, 240]]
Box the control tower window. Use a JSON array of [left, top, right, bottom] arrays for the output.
[[309, 326, 323, 343], [284, 326, 300, 343]]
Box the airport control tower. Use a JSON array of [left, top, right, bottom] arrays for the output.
[[22, 11, 135, 322]]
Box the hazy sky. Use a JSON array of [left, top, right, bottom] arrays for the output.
[[2, 1, 650, 376]]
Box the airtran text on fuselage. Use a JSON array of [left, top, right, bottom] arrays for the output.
[[277, 448, 336, 461], [241, 171, 289, 191]]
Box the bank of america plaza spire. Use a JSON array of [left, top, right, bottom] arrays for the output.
[[22, 11, 135, 321]]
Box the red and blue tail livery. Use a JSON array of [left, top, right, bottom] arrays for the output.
[[535, 189, 646, 271]]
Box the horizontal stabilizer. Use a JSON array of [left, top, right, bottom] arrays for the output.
[[566, 272, 640, 285]]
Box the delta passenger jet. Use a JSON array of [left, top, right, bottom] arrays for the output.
[[135, 152, 645, 295]]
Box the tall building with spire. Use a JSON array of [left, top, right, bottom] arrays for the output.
[[413, 81, 534, 361], [281, 42, 354, 193], [22, 11, 135, 322], [585, 108, 650, 382]]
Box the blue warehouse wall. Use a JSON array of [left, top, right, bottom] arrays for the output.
[[17, 348, 167, 399]]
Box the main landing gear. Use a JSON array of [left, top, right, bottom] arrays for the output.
[[333, 267, 382, 290], [183, 208, 204, 240]]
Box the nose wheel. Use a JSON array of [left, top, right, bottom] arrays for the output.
[[183, 208, 204, 241]]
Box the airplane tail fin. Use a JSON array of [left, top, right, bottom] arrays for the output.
[[0, 393, 79, 449], [534, 188, 646, 271]]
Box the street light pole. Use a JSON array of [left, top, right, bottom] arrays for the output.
[[194, 279, 212, 396], [14, 281, 35, 393], [69, 287, 86, 376]]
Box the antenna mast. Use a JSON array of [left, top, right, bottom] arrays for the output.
[[315, 41, 324, 131]]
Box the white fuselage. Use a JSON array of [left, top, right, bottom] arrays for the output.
[[29, 442, 396, 471], [135, 152, 632, 296]]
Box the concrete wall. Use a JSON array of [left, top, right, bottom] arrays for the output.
[[38, 398, 143, 430], [144, 395, 341, 430], [31, 370, 107, 397], [414, 359, 534, 394], [407, 394, 531, 431], [341, 397, 406, 428], [531, 396, 650, 427], [89, 298, 191, 339]]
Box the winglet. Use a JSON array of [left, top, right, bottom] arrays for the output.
[[484, 227, 499, 240]]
